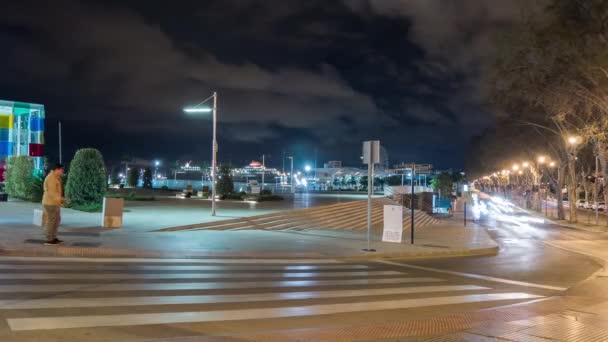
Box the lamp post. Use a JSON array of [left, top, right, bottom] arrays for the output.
[[154, 160, 160, 184], [183, 92, 218, 216], [288, 156, 294, 193]]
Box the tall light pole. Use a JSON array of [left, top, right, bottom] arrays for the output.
[[183, 92, 218, 216], [154, 160, 160, 181], [288, 156, 294, 193]]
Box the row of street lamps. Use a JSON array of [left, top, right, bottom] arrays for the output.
[[472, 135, 602, 223]]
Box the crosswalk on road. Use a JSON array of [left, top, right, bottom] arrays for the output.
[[0, 256, 545, 340]]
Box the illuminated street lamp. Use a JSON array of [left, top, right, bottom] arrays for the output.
[[304, 165, 312, 172], [287, 156, 294, 193], [549, 161, 556, 167], [512, 164, 520, 171], [183, 92, 218, 216], [567, 136, 580, 145], [154, 160, 160, 181], [538, 156, 546, 164], [522, 162, 529, 168]]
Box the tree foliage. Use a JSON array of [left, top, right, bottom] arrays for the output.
[[481, 0, 608, 221], [65, 148, 106, 206], [4, 156, 36, 201], [216, 164, 234, 196], [128, 167, 139, 187], [431, 172, 453, 197]]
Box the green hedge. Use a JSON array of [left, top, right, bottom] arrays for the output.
[[65, 148, 106, 206], [4, 156, 41, 201]]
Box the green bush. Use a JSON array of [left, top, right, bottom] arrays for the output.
[[128, 167, 139, 187], [216, 164, 234, 196], [65, 148, 106, 206], [261, 189, 272, 195], [161, 185, 169, 191], [4, 156, 37, 201], [30, 174, 44, 203], [66, 202, 103, 213]]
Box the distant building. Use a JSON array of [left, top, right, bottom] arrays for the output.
[[323, 160, 342, 168], [232, 160, 281, 183], [378, 146, 389, 170], [0, 100, 45, 172]]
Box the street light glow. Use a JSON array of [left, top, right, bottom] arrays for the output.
[[522, 162, 529, 168], [183, 107, 213, 114], [155, 160, 160, 166], [549, 161, 556, 167], [512, 164, 519, 171], [304, 165, 312, 172], [518, 170, 523, 175], [567, 136, 579, 145], [538, 156, 546, 164]]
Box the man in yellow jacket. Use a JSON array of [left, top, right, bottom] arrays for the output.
[[42, 164, 65, 245]]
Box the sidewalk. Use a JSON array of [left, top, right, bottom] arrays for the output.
[[538, 204, 608, 232], [0, 201, 497, 259]]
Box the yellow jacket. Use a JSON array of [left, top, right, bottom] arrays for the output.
[[42, 172, 63, 206]]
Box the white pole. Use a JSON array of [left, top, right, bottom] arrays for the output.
[[366, 146, 374, 251], [58, 121, 62, 164], [211, 92, 218, 216], [290, 157, 294, 193], [596, 156, 599, 224], [262, 154, 265, 192]]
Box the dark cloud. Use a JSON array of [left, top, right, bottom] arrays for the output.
[[0, 0, 535, 168]]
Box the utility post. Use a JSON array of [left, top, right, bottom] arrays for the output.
[[411, 163, 415, 244], [362, 140, 379, 252]]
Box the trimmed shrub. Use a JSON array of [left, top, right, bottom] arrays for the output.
[[4, 156, 36, 201], [127, 167, 139, 188], [216, 164, 234, 196], [65, 148, 106, 206]]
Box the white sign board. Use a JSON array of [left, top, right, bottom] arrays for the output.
[[362, 140, 380, 164], [382, 205, 403, 243], [102, 197, 124, 228], [250, 186, 261, 194]]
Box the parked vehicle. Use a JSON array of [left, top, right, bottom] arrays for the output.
[[584, 201, 594, 209], [575, 200, 586, 208], [591, 202, 606, 211]]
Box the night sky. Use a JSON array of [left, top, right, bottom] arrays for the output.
[[0, 0, 530, 169]]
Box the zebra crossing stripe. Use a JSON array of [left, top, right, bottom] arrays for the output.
[[0, 264, 371, 271], [0, 270, 403, 280], [6, 293, 543, 331], [0, 256, 343, 264], [0, 277, 444, 293], [0, 285, 490, 309]]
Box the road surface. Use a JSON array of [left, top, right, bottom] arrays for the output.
[[0, 201, 605, 341]]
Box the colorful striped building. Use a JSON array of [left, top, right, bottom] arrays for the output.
[[0, 100, 45, 172]]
